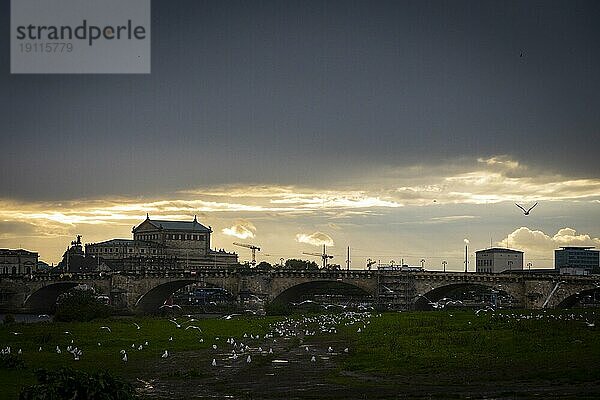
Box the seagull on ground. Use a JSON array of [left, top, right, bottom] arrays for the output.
[[185, 325, 202, 332]]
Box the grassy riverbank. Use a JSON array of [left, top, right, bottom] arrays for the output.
[[1, 310, 599, 399]]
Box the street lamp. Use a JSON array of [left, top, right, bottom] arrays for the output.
[[464, 239, 469, 273], [442, 260, 447, 272], [420, 259, 425, 269], [527, 262, 532, 272]]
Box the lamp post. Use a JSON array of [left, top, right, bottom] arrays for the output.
[[442, 260, 447, 272], [527, 262, 532, 272], [420, 259, 425, 269], [464, 239, 469, 273]]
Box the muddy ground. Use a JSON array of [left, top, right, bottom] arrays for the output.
[[132, 334, 600, 400]]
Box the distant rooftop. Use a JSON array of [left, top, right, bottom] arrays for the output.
[[557, 246, 596, 250], [0, 249, 38, 255], [135, 215, 211, 232], [475, 247, 523, 254], [86, 239, 161, 247]]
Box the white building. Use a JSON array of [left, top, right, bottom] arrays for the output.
[[475, 248, 523, 273]]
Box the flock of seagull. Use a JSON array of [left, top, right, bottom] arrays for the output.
[[0, 310, 376, 380], [474, 309, 597, 327], [2, 306, 596, 395]]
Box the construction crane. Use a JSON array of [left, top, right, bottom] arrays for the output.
[[302, 245, 333, 269], [233, 242, 261, 266], [366, 258, 376, 270]]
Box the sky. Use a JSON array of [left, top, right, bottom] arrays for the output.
[[1, 0, 599, 269]]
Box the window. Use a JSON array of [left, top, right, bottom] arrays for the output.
[[129, 248, 133, 253], [141, 249, 145, 253]]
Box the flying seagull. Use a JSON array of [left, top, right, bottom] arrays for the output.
[[515, 202, 537, 215]]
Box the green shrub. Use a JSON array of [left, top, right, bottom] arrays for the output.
[[54, 289, 113, 322], [264, 301, 292, 316], [0, 353, 25, 370], [3, 314, 16, 324], [19, 368, 135, 400]]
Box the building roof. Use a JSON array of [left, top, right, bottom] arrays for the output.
[[0, 249, 38, 256], [86, 239, 161, 247], [475, 247, 523, 254], [135, 215, 211, 232], [557, 246, 597, 250], [149, 219, 210, 232]]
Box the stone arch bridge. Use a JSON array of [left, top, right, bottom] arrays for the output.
[[0, 269, 598, 313]]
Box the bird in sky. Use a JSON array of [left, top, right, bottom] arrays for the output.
[[515, 202, 538, 215]]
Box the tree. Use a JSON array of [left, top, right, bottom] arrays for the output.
[[255, 261, 273, 270], [54, 288, 112, 322], [284, 259, 319, 270]]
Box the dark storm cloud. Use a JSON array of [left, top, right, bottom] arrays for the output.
[[1, 0, 599, 200]]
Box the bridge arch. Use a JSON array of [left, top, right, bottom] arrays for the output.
[[134, 279, 236, 313], [23, 282, 80, 312], [271, 280, 373, 305], [413, 282, 519, 310], [556, 287, 600, 308]]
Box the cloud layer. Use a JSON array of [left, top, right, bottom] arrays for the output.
[[222, 220, 257, 239], [499, 227, 600, 254], [0, 155, 598, 264], [295, 232, 334, 247]]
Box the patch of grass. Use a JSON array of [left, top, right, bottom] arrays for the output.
[[2, 310, 600, 399], [338, 310, 600, 387], [0, 315, 279, 399]]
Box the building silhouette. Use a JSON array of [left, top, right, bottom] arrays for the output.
[[85, 215, 238, 270], [555, 246, 599, 275]]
